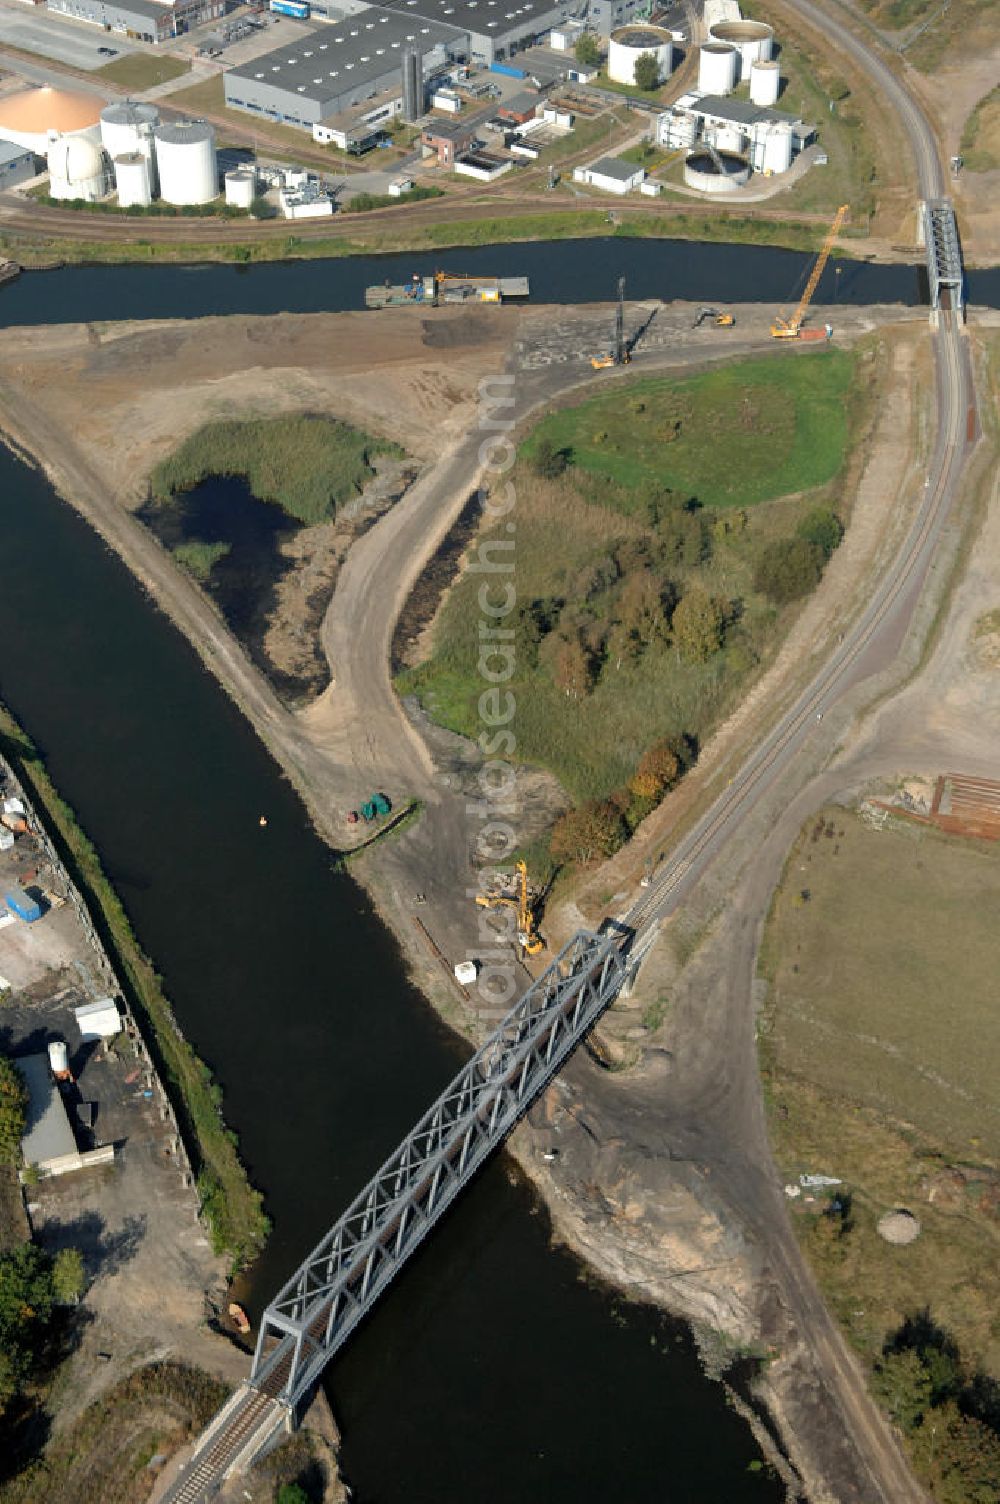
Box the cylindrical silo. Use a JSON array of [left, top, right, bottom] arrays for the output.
[[761, 124, 793, 175], [608, 25, 674, 87], [154, 119, 217, 206], [48, 1040, 69, 1076], [225, 168, 256, 209], [750, 59, 780, 107], [708, 20, 774, 79], [100, 99, 159, 161], [47, 133, 108, 201], [698, 42, 738, 96], [115, 151, 151, 207]]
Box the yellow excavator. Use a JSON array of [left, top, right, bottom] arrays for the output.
[[771, 204, 849, 339], [475, 859, 544, 956]]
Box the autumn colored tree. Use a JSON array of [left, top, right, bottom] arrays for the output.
[[754, 537, 823, 603], [550, 800, 629, 865], [672, 585, 724, 663], [547, 632, 594, 698], [636, 739, 681, 792]]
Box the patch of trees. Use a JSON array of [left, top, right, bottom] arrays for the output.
[[574, 33, 601, 67], [549, 735, 695, 866], [0, 1243, 86, 1417], [754, 507, 843, 604], [869, 1311, 1000, 1504], [632, 52, 662, 92], [0, 1056, 26, 1165]]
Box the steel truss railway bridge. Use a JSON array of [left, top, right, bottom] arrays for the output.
[[162, 928, 634, 1503]]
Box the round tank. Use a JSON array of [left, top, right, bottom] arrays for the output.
[[749, 59, 781, 108], [760, 123, 793, 175], [698, 42, 738, 96], [100, 99, 159, 161], [47, 132, 107, 201], [708, 20, 774, 79], [48, 1040, 69, 1075], [115, 151, 151, 208], [683, 148, 751, 194], [224, 168, 256, 209], [154, 119, 217, 206], [608, 25, 674, 87]]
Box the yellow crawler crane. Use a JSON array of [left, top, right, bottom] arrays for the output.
[[475, 859, 544, 955], [771, 204, 850, 338]]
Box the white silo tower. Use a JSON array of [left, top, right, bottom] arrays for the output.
[[154, 119, 217, 206], [115, 151, 152, 208], [708, 20, 774, 79], [101, 99, 160, 195], [759, 123, 793, 175], [47, 132, 108, 201], [698, 42, 738, 96], [224, 168, 256, 209], [750, 60, 781, 108]]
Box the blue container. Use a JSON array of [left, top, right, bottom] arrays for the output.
[[490, 62, 525, 79], [5, 884, 41, 923], [271, 0, 309, 17]]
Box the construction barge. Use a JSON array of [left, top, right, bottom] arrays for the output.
[[365, 271, 529, 308]]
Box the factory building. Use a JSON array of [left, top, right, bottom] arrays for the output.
[[224, 7, 466, 129], [572, 154, 644, 194], [376, 0, 569, 65], [0, 140, 36, 191], [587, 0, 655, 38], [657, 93, 810, 175], [47, 0, 224, 40]]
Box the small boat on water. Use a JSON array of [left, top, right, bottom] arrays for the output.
[[228, 1302, 251, 1334]]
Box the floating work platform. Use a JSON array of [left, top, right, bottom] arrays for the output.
[[365, 272, 529, 308]]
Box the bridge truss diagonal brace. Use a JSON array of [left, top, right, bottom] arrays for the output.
[[923, 199, 964, 313], [250, 927, 632, 1409]]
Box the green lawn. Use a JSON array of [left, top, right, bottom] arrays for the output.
[[522, 351, 853, 511], [172, 539, 231, 580], [98, 53, 190, 90], [150, 415, 403, 524]]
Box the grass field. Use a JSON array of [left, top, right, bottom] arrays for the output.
[[98, 53, 190, 90], [759, 807, 1000, 1383], [961, 85, 1000, 173], [172, 540, 231, 580], [151, 415, 402, 524], [522, 352, 854, 510], [400, 350, 861, 803]]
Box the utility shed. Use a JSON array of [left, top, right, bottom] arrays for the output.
[[18, 1053, 82, 1177], [0, 139, 35, 191], [75, 997, 123, 1041]]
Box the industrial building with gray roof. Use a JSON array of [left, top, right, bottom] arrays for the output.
[[224, 6, 468, 128], [378, 0, 570, 63]]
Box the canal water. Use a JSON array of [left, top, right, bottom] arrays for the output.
[[0, 453, 780, 1498], [0, 233, 996, 326]]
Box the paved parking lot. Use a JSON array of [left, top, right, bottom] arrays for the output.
[[0, 7, 134, 73]]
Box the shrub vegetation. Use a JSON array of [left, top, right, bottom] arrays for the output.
[[151, 415, 403, 525]]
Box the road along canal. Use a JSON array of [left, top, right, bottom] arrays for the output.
[[0, 235, 997, 326], [0, 441, 782, 1497]]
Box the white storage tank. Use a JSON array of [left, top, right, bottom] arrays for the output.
[[115, 152, 151, 208], [698, 42, 738, 96], [154, 119, 217, 207], [225, 168, 256, 208], [47, 132, 108, 202], [750, 59, 781, 107], [708, 20, 774, 79], [608, 25, 674, 87], [760, 123, 793, 174], [100, 99, 159, 162], [47, 1040, 69, 1076]]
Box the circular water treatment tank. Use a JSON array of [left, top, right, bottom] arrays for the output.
[[608, 24, 674, 86], [154, 118, 217, 206], [683, 149, 751, 194], [749, 58, 781, 107], [708, 19, 774, 78], [698, 41, 738, 96]]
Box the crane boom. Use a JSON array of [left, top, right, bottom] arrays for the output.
[[771, 204, 849, 338]]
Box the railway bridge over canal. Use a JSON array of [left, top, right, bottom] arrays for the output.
[[161, 928, 634, 1503]]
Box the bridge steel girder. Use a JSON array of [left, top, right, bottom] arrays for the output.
[[923, 199, 963, 312], [250, 927, 631, 1410]]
